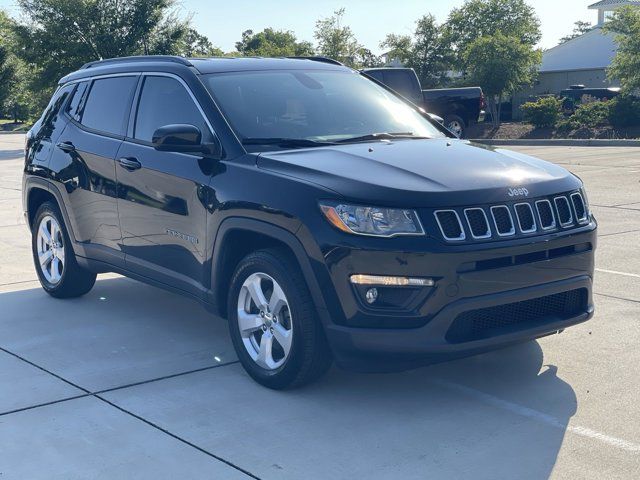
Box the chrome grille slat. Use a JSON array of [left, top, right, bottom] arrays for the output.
[[514, 203, 537, 233], [535, 200, 556, 230], [570, 192, 588, 223], [554, 196, 573, 227], [490, 205, 515, 237], [464, 208, 491, 239], [434, 210, 465, 241]]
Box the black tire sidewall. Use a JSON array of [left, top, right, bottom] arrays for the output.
[[227, 252, 313, 388]]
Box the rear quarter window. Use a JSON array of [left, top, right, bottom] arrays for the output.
[[79, 76, 138, 136]]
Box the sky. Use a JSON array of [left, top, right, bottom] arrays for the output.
[[0, 0, 600, 53]]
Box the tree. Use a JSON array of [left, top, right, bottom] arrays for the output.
[[604, 6, 640, 94], [12, 0, 190, 111], [464, 33, 541, 126], [382, 14, 452, 88], [559, 21, 593, 44], [235, 28, 314, 57], [180, 28, 223, 57], [445, 0, 541, 65], [314, 8, 361, 66]]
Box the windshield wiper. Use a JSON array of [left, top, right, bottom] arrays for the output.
[[335, 132, 430, 144], [241, 138, 336, 148]]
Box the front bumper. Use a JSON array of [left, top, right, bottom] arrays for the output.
[[319, 223, 596, 371]]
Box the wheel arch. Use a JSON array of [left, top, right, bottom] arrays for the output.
[[210, 218, 334, 326]]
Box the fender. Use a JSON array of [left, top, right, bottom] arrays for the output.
[[23, 176, 125, 268], [209, 217, 342, 327]]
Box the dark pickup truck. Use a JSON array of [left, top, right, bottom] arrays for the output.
[[362, 67, 485, 138]]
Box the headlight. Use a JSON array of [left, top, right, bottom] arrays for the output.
[[320, 203, 424, 237]]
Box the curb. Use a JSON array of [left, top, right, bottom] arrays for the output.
[[0, 131, 26, 135], [470, 138, 640, 147]]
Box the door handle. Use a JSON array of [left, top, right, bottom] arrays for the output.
[[118, 157, 142, 171], [56, 141, 76, 153]]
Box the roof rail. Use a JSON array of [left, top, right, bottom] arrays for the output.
[[80, 55, 193, 70], [287, 56, 344, 66]]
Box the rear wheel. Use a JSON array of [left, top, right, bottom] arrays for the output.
[[445, 114, 466, 138], [227, 249, 332, 389], [32, 202, 96, 298]]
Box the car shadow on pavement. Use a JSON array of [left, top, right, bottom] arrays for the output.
[[0, 276, 577, 479]]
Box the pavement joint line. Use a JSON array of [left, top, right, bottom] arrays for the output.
[[598, 229, 640, 238], [431, 378, 640, 453], [0, 347, 255, 477], [0, 279, 38, 287], [595, 292, 640, 305], [591, 204, 640, 212], [96, 394, 261, 479], [595, 268, 640, 279]]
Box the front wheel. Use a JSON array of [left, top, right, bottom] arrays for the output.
[[227, 249, 332, 389], [32, 202, 96, 298]]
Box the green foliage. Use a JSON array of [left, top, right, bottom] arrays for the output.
[[464, 32, 541, 126], [314, 8, 362, 67], [604, 6, 640, 94], [236, 28, 314, 57], [607, 95, 640, 128], [381, 14, 452, 88], [521, 96, 562, 128], [12, 0, 190, 111], [557, 101, 610, 131], [178, 28, 223, 57], [445, 0, 541, 66], [559, 21, 593, 44]]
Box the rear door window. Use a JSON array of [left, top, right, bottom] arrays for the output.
[[133, 75, 212, 143], [79, 76, 138, 136], [66, 81, 90, 122]]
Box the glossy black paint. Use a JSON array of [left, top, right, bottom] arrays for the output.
[[23, 57, 596, 371]]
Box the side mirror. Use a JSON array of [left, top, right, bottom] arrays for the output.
[[152, 124, 204, 153]]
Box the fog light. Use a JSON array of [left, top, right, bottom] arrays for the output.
[[350, 275, 434, 287], [365, 288, 378, 304]]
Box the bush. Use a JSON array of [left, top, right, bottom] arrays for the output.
[[608, 95, 640, 128], [521, 96, 562, 128], [558, 101, 610, 131]]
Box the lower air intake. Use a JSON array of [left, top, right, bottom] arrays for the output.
[[445, 289, 588, 343]]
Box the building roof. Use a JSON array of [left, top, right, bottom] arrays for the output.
[[588, 0, 640, 9], [540, 27, 617, 72]]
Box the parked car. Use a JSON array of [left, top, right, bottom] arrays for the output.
[[560, 85, 621, 114], [24, 56, 596, 389], [362, 67, 485, 137]]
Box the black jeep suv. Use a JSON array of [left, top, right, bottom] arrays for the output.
[[23, 56, 596, 389]]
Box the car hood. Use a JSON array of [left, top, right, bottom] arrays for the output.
[[256, 138, 581, 207]]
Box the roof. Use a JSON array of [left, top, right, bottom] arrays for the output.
[[540, 27, 617, 72], [60, 56, 351, 84], [588, 0, 640, 9]]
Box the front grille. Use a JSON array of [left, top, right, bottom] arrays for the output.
[[445, 289, 588, 343], [555, 196, 573, 226], [464, 208, 490, 239], [536, 200, 556, 230], [514, 203, 536, 233], [491, 206, 515, 236], [571, 193, 588, 223], [430, 190, 588, 243], [435, 210, 465, 241]]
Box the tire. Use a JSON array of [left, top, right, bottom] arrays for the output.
[[227, 248, 332, 389], [31, 201, 96, 298], [445, 114, 466, 138]]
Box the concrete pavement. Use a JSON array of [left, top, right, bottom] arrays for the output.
[[0, 136, 639, 479]]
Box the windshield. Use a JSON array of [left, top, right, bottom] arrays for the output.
[[202, 70, 445, 151]]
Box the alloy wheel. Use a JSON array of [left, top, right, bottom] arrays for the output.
[[36, 215, 65, 285], [237, 272, 293, 370]]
